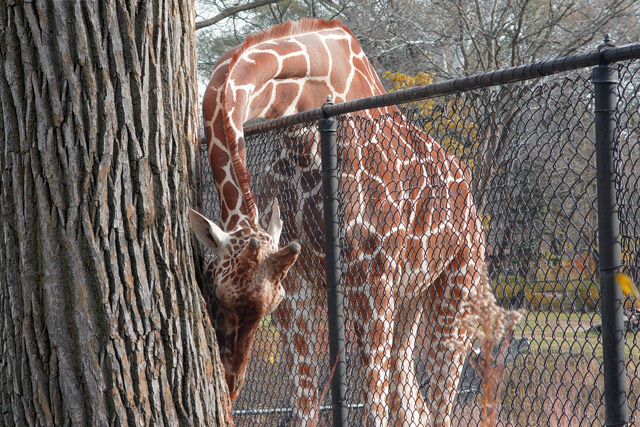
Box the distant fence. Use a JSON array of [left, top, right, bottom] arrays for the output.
[[198, 39, 640, 426]]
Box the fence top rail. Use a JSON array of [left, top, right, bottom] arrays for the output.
[[243, 40, 640, 136]]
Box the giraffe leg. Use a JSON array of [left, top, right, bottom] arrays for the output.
[[387, 293, 430, 426], [351, 273, 394, 427], [275, 276, 326, 425], [422, 260, 475, 426]]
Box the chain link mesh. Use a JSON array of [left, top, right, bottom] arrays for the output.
[[615, 61, 640, 421], [198, 60, 640, 426]]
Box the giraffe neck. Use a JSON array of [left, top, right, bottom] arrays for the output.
[[205, 19, 389, 231], [203, 48, 257, 231]]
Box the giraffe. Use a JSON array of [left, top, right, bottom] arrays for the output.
[[203, 18, 486, 426], [191, 49, 301, 403]]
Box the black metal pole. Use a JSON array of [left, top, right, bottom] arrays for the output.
[[593, 36, 628, 427], [319, 97, 348, 426]]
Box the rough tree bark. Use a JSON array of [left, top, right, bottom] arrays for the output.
[[0, 1, 230, 425]]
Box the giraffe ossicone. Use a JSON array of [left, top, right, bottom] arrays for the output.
[[189, 198, 283, 249]]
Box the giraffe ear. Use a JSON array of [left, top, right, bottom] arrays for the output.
[[267, 199, 282, 248], [188, 209, 229, 249]]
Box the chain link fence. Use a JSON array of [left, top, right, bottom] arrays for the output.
[[198, 56, 639, 425]]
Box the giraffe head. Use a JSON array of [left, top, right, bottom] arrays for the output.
[[189, 201, 300, 400]]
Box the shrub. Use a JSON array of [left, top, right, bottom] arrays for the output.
[[493, 275, 527, 308], [570, 280, 600, 312]]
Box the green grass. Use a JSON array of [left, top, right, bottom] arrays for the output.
[[243, 309, 640, 425], [452, 310, 640, 425], [519, 310, 640, 359]]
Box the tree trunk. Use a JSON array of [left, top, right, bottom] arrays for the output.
[[0, 1, 231, 425]]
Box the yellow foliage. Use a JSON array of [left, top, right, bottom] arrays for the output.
[[482, 214, 492, 230], [617, 273, 639, 298], [382, 71, 434, 90], [382, 70, 479, 166]]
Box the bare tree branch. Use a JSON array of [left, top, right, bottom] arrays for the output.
[[196, 0, 283, 30]]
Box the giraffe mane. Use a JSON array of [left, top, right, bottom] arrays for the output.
[[221, 18, 355, 225], [237, 18, 354, 51]]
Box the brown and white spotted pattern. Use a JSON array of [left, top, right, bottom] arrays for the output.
[[202, 18, 486, 426]]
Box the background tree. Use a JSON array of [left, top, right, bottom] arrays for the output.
[[0, 1, 231, 425], [195, 0, 348, 76], [194, 0, 640, 81], [341, 0, 640, 77], [195, 0, 293, 31]]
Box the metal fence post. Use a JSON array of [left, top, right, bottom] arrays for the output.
[[319, 96, 348, 426], [593, 35, 629, 426]]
